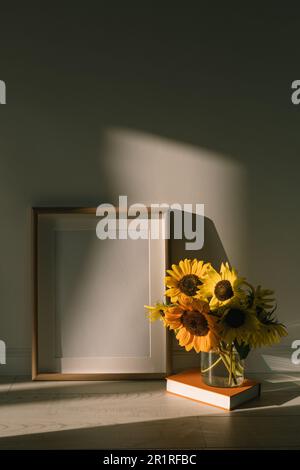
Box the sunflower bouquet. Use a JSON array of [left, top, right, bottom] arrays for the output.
[[145, 259, 287, 387]]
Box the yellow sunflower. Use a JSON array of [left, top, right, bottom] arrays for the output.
[[249, 321, 287, 348], [218, 306, 260, 346], [197, 262, 246, 310], [164, 298, 219, 352], [165, 259, 210, 303], [144, 303, 167, 323]]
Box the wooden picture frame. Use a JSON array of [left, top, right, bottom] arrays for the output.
[[32, 207, 172, 380]]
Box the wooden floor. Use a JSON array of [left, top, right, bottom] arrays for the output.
[[0, 373, 300, 449]]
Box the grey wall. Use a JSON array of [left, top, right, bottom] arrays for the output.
[[0, 4, 299, 374]]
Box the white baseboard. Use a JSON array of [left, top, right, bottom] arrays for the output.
[[1, 345, 299, 376], [246, 345, 300, 373], [172, 345, 300, 374]]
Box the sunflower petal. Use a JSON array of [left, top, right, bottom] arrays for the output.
[[166, 269, 180, 281], [179, 260, 187, 275], [184, 258, 191, 274]]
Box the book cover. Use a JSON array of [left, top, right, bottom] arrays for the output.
[[166, 369, 260, 410]]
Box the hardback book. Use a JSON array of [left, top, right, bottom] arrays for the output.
[[166, 369, 260, 410]]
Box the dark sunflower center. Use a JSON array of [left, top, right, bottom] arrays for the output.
[[178, 274, 201, 296], [224, 309, 245, 328], [181, 310, 209, 336], [214, 280, 234, 301]]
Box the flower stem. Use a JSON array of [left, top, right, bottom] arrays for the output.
[[201, 356, 222, 374], [219, 350, 238, 386], [228, 347, 233, 386]]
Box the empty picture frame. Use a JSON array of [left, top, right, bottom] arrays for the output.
[[32, 207, 171, 380]]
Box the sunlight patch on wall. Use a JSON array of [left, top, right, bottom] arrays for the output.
[[100, 127, 247, 269]]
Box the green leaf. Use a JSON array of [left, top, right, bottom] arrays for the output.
[[234, 340, 251, 360]]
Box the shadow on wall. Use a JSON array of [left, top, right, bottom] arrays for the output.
[[98, 128, 295, 375], [31, 127, 294, 376], [0, 126, 293, 376], [169, 212, 229, 268]]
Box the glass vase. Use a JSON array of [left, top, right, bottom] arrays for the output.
[[201, 349, 245, 388]]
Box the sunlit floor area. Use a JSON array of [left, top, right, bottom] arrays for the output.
[[0, 374, 300, 449]]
